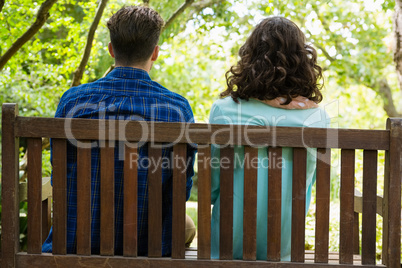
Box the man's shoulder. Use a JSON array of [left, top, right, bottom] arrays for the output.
[[56, 71, 193, 121], [60, 79, 103, 99], [151, 81, 190, 106], [146, 82, 194, 122]]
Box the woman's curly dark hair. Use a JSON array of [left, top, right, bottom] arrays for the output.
[[221, 17, 323, 105]]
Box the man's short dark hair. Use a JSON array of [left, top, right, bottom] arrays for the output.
[[107, 6, 164, 65]]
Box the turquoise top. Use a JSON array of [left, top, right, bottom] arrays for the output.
[[209, 97, 329, 261]]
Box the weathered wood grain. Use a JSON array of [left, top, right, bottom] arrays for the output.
[[291, 148, 307, 262], [147, 144, 162, 257], [243, 146, 258, 261], [172, 143, 187, 259], [100, 141, 115, 256], [15, 117, 389, 150], [1, 104, 20, 268], [315, 148, 331, 263], [197, 146, 211, 259], [383, 118, 402, 267], [77, 145, 92, 255], [219, 147, 234, 260], [267, 147, 282, 261], [16, 252, 372, 267], [361, 150, 377, 264], [340, 149, 355, 264], [52, 139, 67, 255], [27, 138, 43, 254], [123, 145, 138, 257]]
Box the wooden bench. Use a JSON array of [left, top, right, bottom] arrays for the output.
[[1, 103, 401, 267]]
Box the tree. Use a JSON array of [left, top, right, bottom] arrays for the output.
[[0, 0, 231, 115], [0, 0, 58, 71], [393, 0, 402, 97], [0, 0, 398, 255], [0, 0, 399, 125], [0, 0, 5, 13], [261, 0, 400, 118], [70, 0, 109, 87]]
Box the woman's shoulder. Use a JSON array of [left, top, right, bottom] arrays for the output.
[[211, 97, 235, 107], [209, 97, 329, 128]]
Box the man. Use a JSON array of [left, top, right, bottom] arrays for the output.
[[42, 5, 196, 256]]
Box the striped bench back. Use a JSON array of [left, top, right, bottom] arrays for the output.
[[2, 103, 401, 267]]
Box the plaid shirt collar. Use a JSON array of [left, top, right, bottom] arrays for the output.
[[108, 66, 152, 80]]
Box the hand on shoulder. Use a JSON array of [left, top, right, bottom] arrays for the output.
[[255, 96, 318, 110]]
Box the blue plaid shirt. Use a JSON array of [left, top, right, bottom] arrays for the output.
[[42, 67, 196, 256]]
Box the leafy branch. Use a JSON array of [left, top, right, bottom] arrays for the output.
[[0, 0, 58, 71], [71, 0, 109, 87], [188, 0, 226, 19], [163, 0, 195, 31], [312, 41, 335, 63], [310, 7, 401, 117], [316, 41, 400, 117], [312, 5, 343, 54]]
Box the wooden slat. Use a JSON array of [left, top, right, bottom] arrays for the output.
[[354, 189, 383, 216], [42, 198, 51, 244], [353, 212, 359, 255], [267, 147, 282, 261], [27, 138, 43, 254], [52, 138, 67, 255], [315, 148, 331, 263], [76, 145, 91, 255], [339, 149, 355, 264], [291, 148, 307, 262], [197, 146, 211, 259], [1, 104, 20, 268], [123, 145, 138, 257], [361, 150, 377, 264], [243, 146, 258, 261], [219, 146, 234, 260], [384, 118, 402, 267], [15, 117, 390, 150], [172, 144, 187, 259], [382, 143, 389, 265], [100, 141, 115, 256], [148, 144, 162, 257]]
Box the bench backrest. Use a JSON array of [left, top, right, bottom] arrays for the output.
[[1, 103, 401, 267]]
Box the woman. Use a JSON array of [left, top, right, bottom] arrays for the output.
[[209, 17, 329, 261]]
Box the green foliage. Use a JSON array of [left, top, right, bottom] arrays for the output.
[[1, 0, 101, 117], [0, 0, 399, 257]]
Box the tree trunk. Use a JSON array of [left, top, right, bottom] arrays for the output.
[[394, 0, 402, 94], [0, 0, 5, 13], [376, 79, 401, 117], [70, 0, 109, 87], [0, 0, 57, 71]]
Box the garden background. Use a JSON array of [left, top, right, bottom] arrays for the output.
[[1, 0, 401, 260]]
